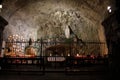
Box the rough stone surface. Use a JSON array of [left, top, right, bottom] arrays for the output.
[[0, 0, 116, 54]]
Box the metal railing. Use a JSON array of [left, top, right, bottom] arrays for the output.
[[0, 40, 108, 73], [4, 40, 107, 57]]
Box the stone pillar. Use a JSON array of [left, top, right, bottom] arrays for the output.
[[0, 16, 8, 55]]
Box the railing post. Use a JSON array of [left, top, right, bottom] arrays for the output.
[[40, 38, 43, 57]]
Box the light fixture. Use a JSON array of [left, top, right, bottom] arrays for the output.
[[107, 6, 111, 10], [107, 6, 112, 13], [0, 4, 2, 12], [108, 9, 112, 13], [0, 4, 2, 9]]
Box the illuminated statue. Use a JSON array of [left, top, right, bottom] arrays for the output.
[[25, 38, 36, 56]]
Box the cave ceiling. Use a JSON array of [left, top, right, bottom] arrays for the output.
[[0, 0, 116, 41]]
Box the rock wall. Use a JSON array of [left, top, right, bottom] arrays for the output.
[[0, 0, 115, 55]]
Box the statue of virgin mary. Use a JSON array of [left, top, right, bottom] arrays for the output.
[[65, 26, 70, 39]]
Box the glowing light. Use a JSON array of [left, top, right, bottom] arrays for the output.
[[68, 54, 70, 56], [77, 54, 79, 56], [107, 6, 111, 10], [108, 9, 112, 13], [0, 5, 2, 9], [107, 6, 112, 13]]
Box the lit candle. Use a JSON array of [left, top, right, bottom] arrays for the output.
[[68, 54, 70, 56], [77, 54, 79, 56], [50, 53, 52, 56], [16, 34, 18, 37], [9, 36, 12, 38]]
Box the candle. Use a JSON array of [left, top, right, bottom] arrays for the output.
[[68, 54, 70, 56], [50, 53, 52, 56], [77, 54, 79, 56]]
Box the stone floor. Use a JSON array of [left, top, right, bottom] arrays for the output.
[[0, 71, 110, 80], [0, 65, 111, 80]]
